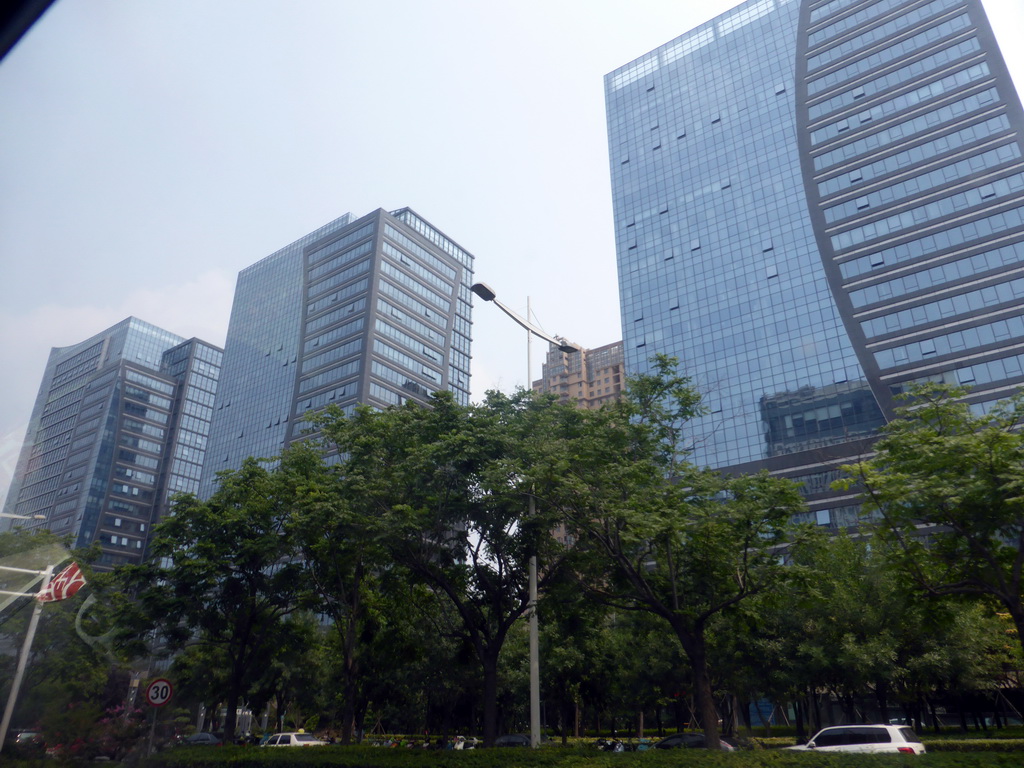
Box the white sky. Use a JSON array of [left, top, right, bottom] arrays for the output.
[[2, 0, 1022, 504]]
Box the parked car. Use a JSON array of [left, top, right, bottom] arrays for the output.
[[262, 732, 326, 747], [8, 730, 44, 756], [178, 732, 223, 747], [654, 732, 736, 751], [786, 724, 925, 754]]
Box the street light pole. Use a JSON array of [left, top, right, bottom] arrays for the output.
[[471, 282, 577, 749]]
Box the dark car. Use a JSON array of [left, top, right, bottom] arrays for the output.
[[178, 732, 223, 747], [9, 731, 44, 757], [494, 734, 530, 747], [654, 732, 735, 751]]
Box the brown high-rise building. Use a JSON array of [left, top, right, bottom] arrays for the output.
[[533, 341, 624, 409]]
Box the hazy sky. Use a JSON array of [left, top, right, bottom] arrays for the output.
[[2, 0, 1022, 503]]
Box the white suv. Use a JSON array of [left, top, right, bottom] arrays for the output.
[[787, 724, 925, 754]]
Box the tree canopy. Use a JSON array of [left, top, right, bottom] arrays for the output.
[[838, 383, 1024, 656]]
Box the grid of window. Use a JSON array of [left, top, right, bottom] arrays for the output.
[[307, 278, 370, 315], [811, 61, 991, 147], [301, 337, 363, 375], [809, 0, 919, 48], [450, 348, 470, 374], [377, 299, 445, 346], [861, 275, 1024, 336], [124, 385, 172, 410], [373, 340, 442, 384], [304, 316, 365, 354], [306, 222, 374, 266], [451, 331, 470, 355], [122, 418, 165, 440], [379, 261, 451, 311], [390, 209, 474, 269], [825, 143, 1019, 224], [807, 0, 962, 71], [875, 312, 1024, 368], [840, 204, 1024, 278], [119, 435, 162, 454], [119, 450, 159, 470], [305, 297, 366, 333], [383, 224, 457, 279], [849, 239, 1024, 306], [807, 13, 972, 95], [296, 386, 359, 414], [808, 37, 982, 121], [368, 382, 405, 406], [810, 0, 867, 24], [190, 372, 218, 394], [817, 114, 1010, 196], [371, 360, 437, 397], [308, 240, 374, 281], [832, 171, 1024, 250], [814, 87, 1000, 172], [298, 359, 361, 395], [376, 319, 443, 363], [894, 350, 1024, 391], [382, 242, 454, 293], [378, 280, 448, 326], [307, 259, 371, 299], [124, 369, 175, 395]]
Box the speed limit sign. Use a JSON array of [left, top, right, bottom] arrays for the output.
[[145, 678, 173, 707]]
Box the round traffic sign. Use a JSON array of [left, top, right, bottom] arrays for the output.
[[145, 678, 173, 707]]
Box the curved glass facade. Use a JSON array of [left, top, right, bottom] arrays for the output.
[[607, 0, 1024, 524]]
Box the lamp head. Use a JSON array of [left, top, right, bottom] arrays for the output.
[[470, 282, 496, 302]]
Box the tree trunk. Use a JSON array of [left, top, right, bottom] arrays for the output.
[[686, 636, 721, 749], [876, 681, 889, 724], [481, 652, 499, 747], [794, 698, 805, 743], [341, 660, 358, 744], [224, 681, 240, 742]]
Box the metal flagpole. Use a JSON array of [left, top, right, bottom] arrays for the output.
[[0, 563, 55, 748]]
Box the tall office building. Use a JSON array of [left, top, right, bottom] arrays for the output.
[[2, 318, 222, 567], [533, 341, 625, 409], [607, 0, 1024, 524], [201, 208, 474, 493]]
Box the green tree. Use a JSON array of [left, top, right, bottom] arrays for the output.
[[279, 441, 391, 743], [721, 531, 1014, 738], [311, 390, 573, 746], [114, 458, 305, 741], [556, 356, 806, 749], [838, 383, 1024, 656]]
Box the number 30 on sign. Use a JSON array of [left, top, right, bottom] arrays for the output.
[[145, 678, 173, 707]]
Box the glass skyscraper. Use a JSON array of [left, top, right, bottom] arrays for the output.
[[607, 0, 1024, 525], [201, 207, 474, 494], [2, 318, 222, 568]]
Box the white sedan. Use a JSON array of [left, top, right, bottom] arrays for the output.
[[262, 732, 326, 747]]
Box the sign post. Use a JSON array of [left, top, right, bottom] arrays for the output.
[[145, 678, 173, 756]]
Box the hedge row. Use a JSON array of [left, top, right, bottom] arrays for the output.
[[138, 744, 1024, 768]]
